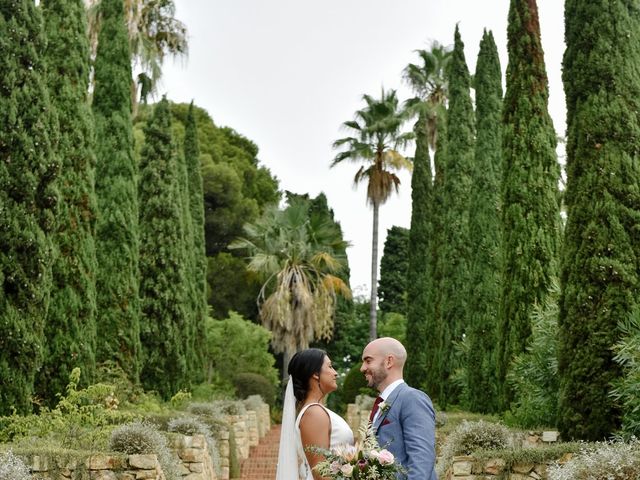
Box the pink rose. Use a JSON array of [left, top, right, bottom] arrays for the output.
[[329, 461, 341, 474], [377, 449, 395, 465], [340, 463, 354, 477]]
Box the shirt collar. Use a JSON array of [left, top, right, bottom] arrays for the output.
[[379, 379, 404, 401]]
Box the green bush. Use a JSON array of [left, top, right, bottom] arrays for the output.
[[233, 373, 275, 406], [506, 281, 559, 428], [611, 308, 640, 437], [548, 440, 640, 480], [109, 421, 180, 480], [0, 451, 32, 480], [205, 312, 278, 386], [437, 420, 510, 477]]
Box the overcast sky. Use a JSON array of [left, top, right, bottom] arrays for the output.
[[161, 0, 565, 294]]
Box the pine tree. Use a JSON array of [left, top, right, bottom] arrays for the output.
[[465, 30, 503, 413], [184, 102, 207, 380], [0, 0, 59, 414], [405, 112, 433, 389], [92, 0, 142, 382], [436, 25, 475, 404], [558, 0, 640, 440], [379, 226, 409, 316], [498, 0, 561, 409], [138, 97, 189, 398], [36, 0, 98, 404]]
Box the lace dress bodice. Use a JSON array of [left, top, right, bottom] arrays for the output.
[[294, 403, 354, 479]]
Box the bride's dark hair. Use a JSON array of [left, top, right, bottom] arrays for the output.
[[287, 348, 327, 403]]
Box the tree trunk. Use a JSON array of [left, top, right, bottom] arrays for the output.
[[369, 203, 379, 340]]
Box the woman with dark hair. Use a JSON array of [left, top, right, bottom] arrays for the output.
[[276, 348, 354, 480]]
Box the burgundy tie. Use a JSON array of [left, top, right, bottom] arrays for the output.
[[369, 396, 384, 422]]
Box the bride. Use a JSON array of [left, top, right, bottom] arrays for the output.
[[276, 348, 355, 480]]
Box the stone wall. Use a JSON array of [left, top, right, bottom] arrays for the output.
[[445, 455, 555, 479], [25, 399, 271, 480]]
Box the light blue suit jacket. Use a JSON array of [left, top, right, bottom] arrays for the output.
[[373, 382, 438, 480]]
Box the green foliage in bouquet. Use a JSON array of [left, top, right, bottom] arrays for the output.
[[311, 423, 406, 479]]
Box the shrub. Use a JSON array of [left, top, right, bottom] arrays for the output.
[[437, 420, 510, 477], [186, 403, 231, 440], [109, 421, 181, 480], [611, 308, 640, 437], [548, 439, 640, 480], [0, 451, 32, 480], [243, 394, 266, 412], [205, 312, 279, 386], [213, 400, 246, 416], [506, 281, 559, 428], [233, 373, 275, 406]]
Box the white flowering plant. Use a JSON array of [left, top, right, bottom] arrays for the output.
[[310, 422, 406, 479]]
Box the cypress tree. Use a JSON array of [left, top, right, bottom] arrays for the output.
[[498, 0, 561, 409], [557, 0, 640, 440], [92, 0, 142, 381], [424, 113, 447, 398], [379, 226, 409, 316], [138, 97, 189, 398], [0, 0, 59, 414], [405, 112, 432, 389], [36, 0, 98, 404], [465, 30, 503, 413], [436, 25, 475, 404], [184, 102, 208, 379]]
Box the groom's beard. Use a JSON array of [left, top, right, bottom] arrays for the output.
[[365, 367, 387, 390]]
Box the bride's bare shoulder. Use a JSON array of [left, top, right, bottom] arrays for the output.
[[299, 404, 330, 428]]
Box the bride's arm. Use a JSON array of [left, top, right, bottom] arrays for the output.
[[299, 405, 331, 480]]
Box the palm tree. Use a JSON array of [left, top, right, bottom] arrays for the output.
[[230, 197, 351, 379], [87, 0, 188, 106], [403, 42, 452, 149], [332, 88, 413, 340]]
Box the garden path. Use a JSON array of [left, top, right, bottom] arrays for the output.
[[239, 423, 280, 480]]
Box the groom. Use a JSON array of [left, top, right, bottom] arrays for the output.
[[361, 337, 438, 479]]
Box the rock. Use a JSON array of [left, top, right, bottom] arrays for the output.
[[128, 454, 158, 470]]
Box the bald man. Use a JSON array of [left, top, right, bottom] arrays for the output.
[[361, 337, 437, 479]]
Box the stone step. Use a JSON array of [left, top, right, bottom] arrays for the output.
[[239, 424, 281, 480]]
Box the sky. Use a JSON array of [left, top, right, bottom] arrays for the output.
[[161, 0, 566, 294]]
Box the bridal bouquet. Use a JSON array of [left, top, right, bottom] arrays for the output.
[[311, 422, 406, 479]]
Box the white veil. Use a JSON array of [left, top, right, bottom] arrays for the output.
[[276, 375, 303, 480]]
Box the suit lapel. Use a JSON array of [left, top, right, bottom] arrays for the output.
[[374, 382, 406, 433]]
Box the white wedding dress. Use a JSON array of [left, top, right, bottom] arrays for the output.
[[295, 403, 355, 480], [276, 378, 355, 480]]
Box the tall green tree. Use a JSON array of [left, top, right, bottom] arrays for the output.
[[557, 0, 640, 440], [88, 0, 188, 106], [184, 102, 208, 379], [378, 226, 409, 316], [138, 97, 189, 397], [435, 26, 475, 404], [92, 0, 142, 383], [230, 197, 351, 380], [405, 116, 432, 389], [498, 0, 561, 409], [36, 0, 99, 404], [332, 89, 413, 340], [424, 114, 448, 397], [0, 0, 59, 414], [402, 43, 451, 391], [465, 30, 503, 413]]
